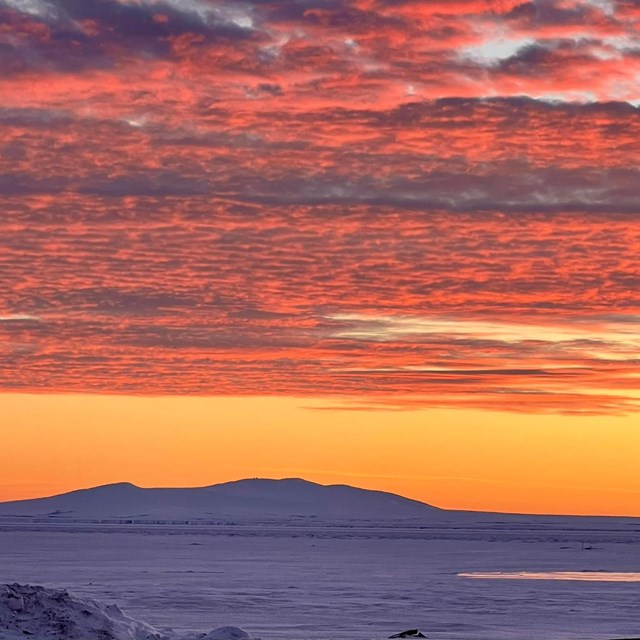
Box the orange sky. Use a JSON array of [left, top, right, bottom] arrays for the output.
[[2, 393, 639, 517], [1, 0, 639, 518]]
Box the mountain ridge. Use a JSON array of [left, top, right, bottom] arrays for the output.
[[1, 478, 639, 523], [0, 477, 443, 522]]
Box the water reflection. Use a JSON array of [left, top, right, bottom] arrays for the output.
[[459, 572, 640, 582]]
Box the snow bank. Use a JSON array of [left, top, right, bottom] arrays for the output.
[[0, 583, 162, 639], [0, 584, 253, 640], [203, 627, 252, 640]]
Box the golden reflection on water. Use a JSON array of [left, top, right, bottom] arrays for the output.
[[459, 572, 640, 582]]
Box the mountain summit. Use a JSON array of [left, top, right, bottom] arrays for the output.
[[0, 478, 443, 523]]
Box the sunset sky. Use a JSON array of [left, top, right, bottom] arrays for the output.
[[1, 0, 639, 516]]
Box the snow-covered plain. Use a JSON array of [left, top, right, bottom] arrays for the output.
[[1, 521, 639, 640]]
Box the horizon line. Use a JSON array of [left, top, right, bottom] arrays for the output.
[[1, 476, 639, 520]]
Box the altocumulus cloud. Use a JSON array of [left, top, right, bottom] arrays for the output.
[[0, 0, 639, 414]]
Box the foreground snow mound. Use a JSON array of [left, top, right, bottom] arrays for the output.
[[0, 584, 255, 640], [203, 627, 252, 640], [0, 583, 162, 639]]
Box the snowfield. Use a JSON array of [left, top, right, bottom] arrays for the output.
[[0, 521, 639, 640]]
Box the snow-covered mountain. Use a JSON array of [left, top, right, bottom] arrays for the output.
[[0, 478, 444, 522]]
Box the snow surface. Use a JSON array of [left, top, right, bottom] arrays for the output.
[[0, 583, 162, 639], [0, 583, 254, 640], [1, 522, 639, 640]]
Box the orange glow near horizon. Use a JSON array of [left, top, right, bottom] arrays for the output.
[[1, 393, 639, 517], [1, 0, 640, 524]]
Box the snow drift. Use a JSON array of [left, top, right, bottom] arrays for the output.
[[0, 584, 253, 640]]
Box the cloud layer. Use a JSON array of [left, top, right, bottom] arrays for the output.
[[1, 0, 639, 413]]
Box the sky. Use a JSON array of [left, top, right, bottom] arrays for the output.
[[1, 0, 640, 516]]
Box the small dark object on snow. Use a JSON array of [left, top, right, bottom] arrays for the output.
[[389, 630, 427, 638]]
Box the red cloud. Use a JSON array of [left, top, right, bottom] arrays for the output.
[[1, 0, 639, 414]]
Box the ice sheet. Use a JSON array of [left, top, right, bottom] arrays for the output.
[[1, 523, 639, 640]]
